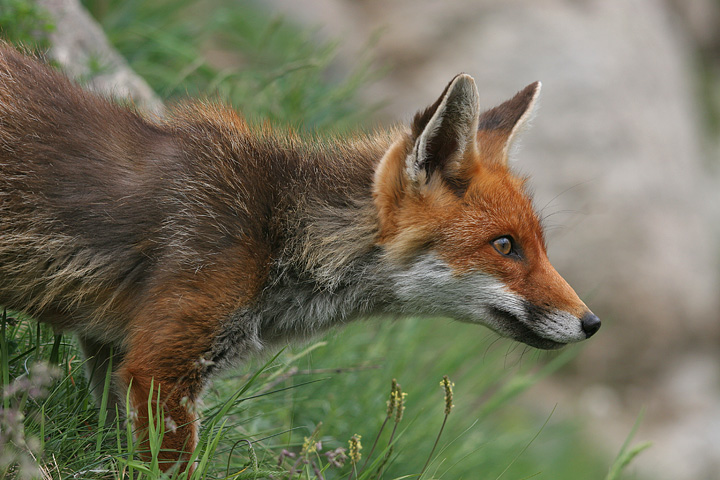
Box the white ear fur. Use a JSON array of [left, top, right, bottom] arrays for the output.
[[407, 74, 480, 183], [503, 81, 541, 158]]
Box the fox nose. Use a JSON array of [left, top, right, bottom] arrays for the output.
[[580, 312, 601, 338]]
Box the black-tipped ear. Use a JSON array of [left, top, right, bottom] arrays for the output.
[[477, 81, 541, 160], [407, 74, 479, 184]]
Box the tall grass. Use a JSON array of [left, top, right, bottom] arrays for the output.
[[2, 312, 647, 479], [0, 0, 54, 49], [0, 313, 591, 479], [82, 0, 380, 132]]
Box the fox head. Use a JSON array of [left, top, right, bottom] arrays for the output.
[[374, 74, 600, 349]]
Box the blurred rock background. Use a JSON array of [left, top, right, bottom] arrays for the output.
[[259, 0, 720, 478]]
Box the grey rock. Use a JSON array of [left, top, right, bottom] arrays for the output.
[[37, 0, 163, 114]]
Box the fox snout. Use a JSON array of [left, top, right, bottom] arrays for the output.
[[518, 304, 601, 350], [513, 264, 601, 349], [486, 295, 600, 351]]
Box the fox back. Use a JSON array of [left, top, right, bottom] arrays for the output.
[[0, 45, 599, 471]]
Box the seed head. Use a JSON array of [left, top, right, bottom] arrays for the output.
[[386, 378, 398, 417], [248, 442, 258, 470], [348, 434, 362, 465], [324, 447, 348, 468], [394, 385, 407, 423], [441, 375, 454, 415], [301, 422, 322, 455], [302, 436, 317, 455]]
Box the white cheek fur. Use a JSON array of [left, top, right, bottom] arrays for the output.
[[389, 253, 585, 344]]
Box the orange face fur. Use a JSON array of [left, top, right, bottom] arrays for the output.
[[374, 75, 599, 349]]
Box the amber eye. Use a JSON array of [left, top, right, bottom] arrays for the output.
[[492, 236, 513, 256]]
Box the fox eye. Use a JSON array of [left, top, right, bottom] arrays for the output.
[[492, 236, 514, 256]]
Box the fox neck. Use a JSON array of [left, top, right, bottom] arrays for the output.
[[256, 244, 393, 346], [252, 138, 402, 344]]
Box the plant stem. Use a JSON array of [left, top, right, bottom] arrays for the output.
[[371, 422, 400, 480], [419, 413, 449, 479], [359, 415, 390, 474]]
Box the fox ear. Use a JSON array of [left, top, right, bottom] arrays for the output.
[[477, 81, 541, 163], [407, 74, 479, 185]]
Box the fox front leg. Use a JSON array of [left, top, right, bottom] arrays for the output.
[[115, 302, 226, 473], [117, 339, 209, 473]]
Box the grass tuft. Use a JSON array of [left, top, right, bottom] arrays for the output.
[[605, 409, 652, 480]]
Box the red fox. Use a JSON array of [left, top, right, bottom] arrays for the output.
[[0, 45, 599, 470]]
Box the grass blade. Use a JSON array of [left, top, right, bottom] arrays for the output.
[[605, 409, 651, 480]]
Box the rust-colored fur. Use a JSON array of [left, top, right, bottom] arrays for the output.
[[0, 46, 598, 472]]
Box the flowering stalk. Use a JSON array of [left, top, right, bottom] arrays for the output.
[[347, 434, 362, 480], [388, 382, 406, 445], [373, 383, 406, 479], [359, 378, 397, 474], [420, 375, 454, 478], [301, 422, 323, 456]]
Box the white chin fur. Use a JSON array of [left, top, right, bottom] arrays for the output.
[[389, 253, 585, 344]]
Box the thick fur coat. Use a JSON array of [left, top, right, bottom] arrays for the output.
[[0, 45, 599, 470]]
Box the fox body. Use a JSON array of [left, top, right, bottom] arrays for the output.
[[0, 45, 599, 469]]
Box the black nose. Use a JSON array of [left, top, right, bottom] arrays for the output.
[[580, 312, 601, 338]]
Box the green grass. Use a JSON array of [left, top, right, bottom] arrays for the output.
[[81, 0, 380, 133], [0, 0, 54, 50], [0, 1, 649, 478], [2, 311, 640, 479]]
